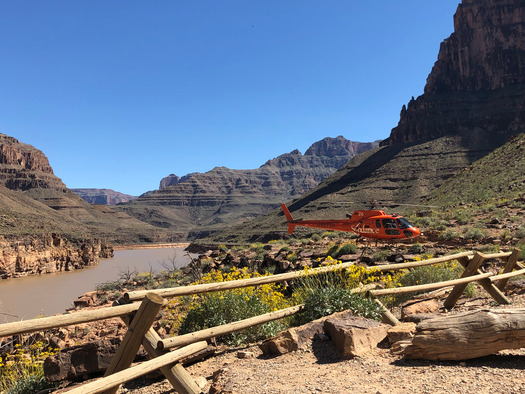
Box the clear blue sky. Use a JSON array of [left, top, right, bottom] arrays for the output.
[[0, 1, 460, 196]]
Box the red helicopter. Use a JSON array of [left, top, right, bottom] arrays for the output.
[[281, 203, 421, 240]]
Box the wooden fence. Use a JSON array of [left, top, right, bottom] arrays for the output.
[[0, 248, 522, 393]]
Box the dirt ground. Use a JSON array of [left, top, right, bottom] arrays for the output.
[[119, 289, 525, 394]]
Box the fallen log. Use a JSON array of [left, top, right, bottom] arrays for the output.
[[403, 308, 525, 360]]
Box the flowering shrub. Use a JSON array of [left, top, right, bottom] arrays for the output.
[[295, 288, 382, 325], [0, 340, 58, 393], [293, 259, 388, 324], [173, 268, 291, 345]]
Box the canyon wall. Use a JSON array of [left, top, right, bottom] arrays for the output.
[[385, 0, 525, 146], [0, 234, 113, 279]]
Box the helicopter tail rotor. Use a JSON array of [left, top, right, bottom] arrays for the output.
[[281, 204, 297, 234]]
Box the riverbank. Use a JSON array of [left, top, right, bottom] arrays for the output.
[[0, 234, 113, 280], [0, 246, 194, 323]]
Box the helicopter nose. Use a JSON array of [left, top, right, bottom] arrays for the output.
[[412, 227, 421, 237], [404, 228, 421, 238]]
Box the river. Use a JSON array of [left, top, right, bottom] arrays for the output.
[[0, 247, 194, 324]]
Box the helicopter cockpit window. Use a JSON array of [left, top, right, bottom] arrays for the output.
[[376, 219, 381, 228], [396, 218, 413, 229], [382, 219, 397, 229]]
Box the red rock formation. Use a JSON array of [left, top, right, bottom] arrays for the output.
[[0, 234, 113, 279], [385, 0, 525, 146]]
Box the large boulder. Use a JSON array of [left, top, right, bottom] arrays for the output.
[[43, 338, 120, 382], [324, 314, 389, 358]]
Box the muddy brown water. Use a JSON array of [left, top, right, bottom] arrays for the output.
[[0, 247, 194, 323]]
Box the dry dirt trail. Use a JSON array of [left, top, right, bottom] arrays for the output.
[[121, 291, 525, 394]]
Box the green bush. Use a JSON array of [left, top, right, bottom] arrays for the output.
[[295, 287, 382, 325], [517, 242, 525, 260], [463, 227, 485, 240], [391, 262, 474, 304], [286, 253, 298, 263], [439, 229, 461, 241], [334, 242, 358, 257], [310, 233, 322, 242], [325, 244, 339, 258], [408, 243, 425, 254], [179, 291, 286, 346], [514, 226, 525, 239], [5, 375, 53, 394]]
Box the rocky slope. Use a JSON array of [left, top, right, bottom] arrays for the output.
[[0, 133, 165, 245], [202, 0, 525, 244], [71, 188, 138, 205], [116, 136, 379, 239]]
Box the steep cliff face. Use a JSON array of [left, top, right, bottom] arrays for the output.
[[385, 0, 525, 146], [0, 234, 113, 279], [117, 136, 379, 237], [0, 134, 66, 191]]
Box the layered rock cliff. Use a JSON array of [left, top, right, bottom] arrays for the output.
[[0, 133, 165, 245], [71, 189, 138, 205], [0, 234, 113, 279], [116, 136, 379, 238], [385, 0, 525, 146]]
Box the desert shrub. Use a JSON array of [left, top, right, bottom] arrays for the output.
[[408, 243, 425, 254], [325, 244, 339, 258], [295, 261, 384, 296], [372, 249, 390, 262], [278, 246, 292, 254], [176, 268, 290, 346], [294, 287, 382, 325], [517, 242, 525, 260], [390, 261, 474, 305], [321, 231, 339, 239], [286, 253, 298, 263], [0, 340, 58, 393], [334, 242, 358, 257], [477, 244, 500, 253], [514, 226, 525, 239], [310, 233, 322, 242], [439, 229, 461, 241], [249, 242, 265, 253], [218, 244, 229, 253], [463, 227, 485, 240]]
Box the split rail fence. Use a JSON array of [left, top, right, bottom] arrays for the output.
[[0, 248, 522, 393]]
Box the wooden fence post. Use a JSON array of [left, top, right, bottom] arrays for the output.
[[372, 298, 399, 326], [120, 311, 201, 394], [496, 248, 522, 290], [102, 293, 165, 394], [444, 253, 485, 309], [457, 253, 511, 306]]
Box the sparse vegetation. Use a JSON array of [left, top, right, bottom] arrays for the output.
[[0, 340, 58, 393]]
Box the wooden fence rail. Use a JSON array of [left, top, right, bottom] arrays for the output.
[[0, 248, 521, 394]]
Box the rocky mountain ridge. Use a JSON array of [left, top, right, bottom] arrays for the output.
[[71, 188, 138, 205], [115, 136, 380, 238], [0, 133, 165, 245], [202, 0, 525, 244]]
